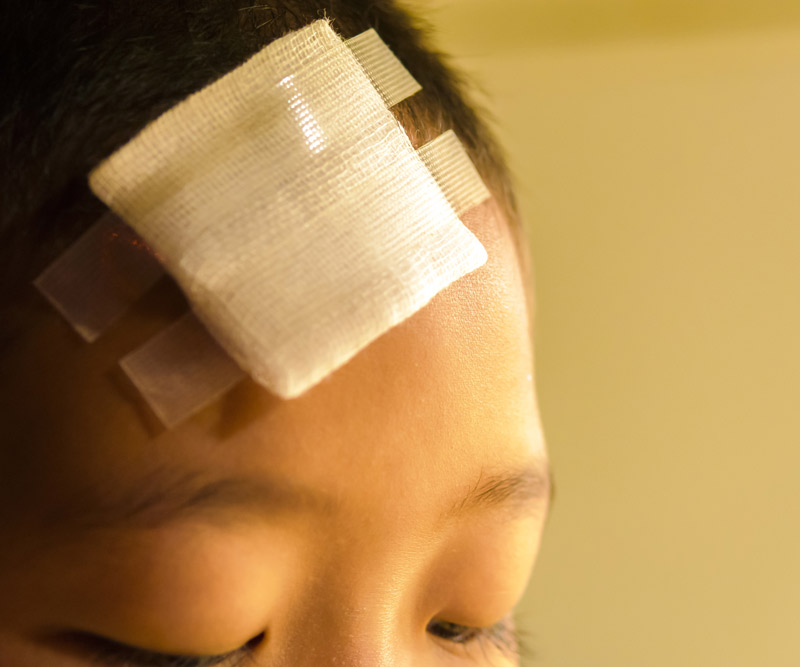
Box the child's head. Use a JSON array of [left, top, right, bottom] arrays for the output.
[[0, 2, 549, 665]]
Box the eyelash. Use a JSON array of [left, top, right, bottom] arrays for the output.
[[87, 619, 522, 666], [427, 618, 523, 660], [86, 637, 258, 667]]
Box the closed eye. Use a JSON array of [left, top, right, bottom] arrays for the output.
[[68, 632, 263, 667], [427, 616, 523, 660]]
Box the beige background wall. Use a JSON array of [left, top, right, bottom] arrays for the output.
[[403, 1, 800, 665]]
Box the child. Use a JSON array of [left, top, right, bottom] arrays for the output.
[[0, 1, 550, 665]]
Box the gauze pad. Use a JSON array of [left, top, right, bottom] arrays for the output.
[[118, 129, 491, 427], [89, 19, 488, 402]]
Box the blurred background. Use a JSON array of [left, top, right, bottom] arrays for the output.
[[401, 1, 800, 665]]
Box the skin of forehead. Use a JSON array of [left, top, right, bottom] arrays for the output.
[[0, 197, 547, 662]]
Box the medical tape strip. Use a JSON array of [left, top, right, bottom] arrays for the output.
[[34, 211, 164, 342], [83, 19, 489, 424], [416, 130, 491, 217], [344, 29, 422, 107], [119, 313, 246, 428]]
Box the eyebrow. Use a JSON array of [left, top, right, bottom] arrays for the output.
[[443, 462, 551, 523], [57, 459, 550, 535], [65, 469, 332, 532]]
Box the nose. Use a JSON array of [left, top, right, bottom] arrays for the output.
[[284, 635, 402, 667], [259, 582, 424, 667], [266, 613, 416, 667]]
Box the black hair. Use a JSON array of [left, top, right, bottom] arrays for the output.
[[0, 0, 522, 298]]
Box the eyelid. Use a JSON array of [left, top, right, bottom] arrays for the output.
[[72, 632, 262, 667]]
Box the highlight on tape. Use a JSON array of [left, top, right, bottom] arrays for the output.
[[35, 20, 491, 428]]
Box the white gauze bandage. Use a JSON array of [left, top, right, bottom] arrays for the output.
[[86, 20, 488, 409]]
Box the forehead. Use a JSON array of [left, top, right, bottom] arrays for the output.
[[0, 197, 544, 539]]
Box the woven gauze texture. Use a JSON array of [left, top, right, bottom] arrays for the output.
[[89, 20, 487, 399]]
